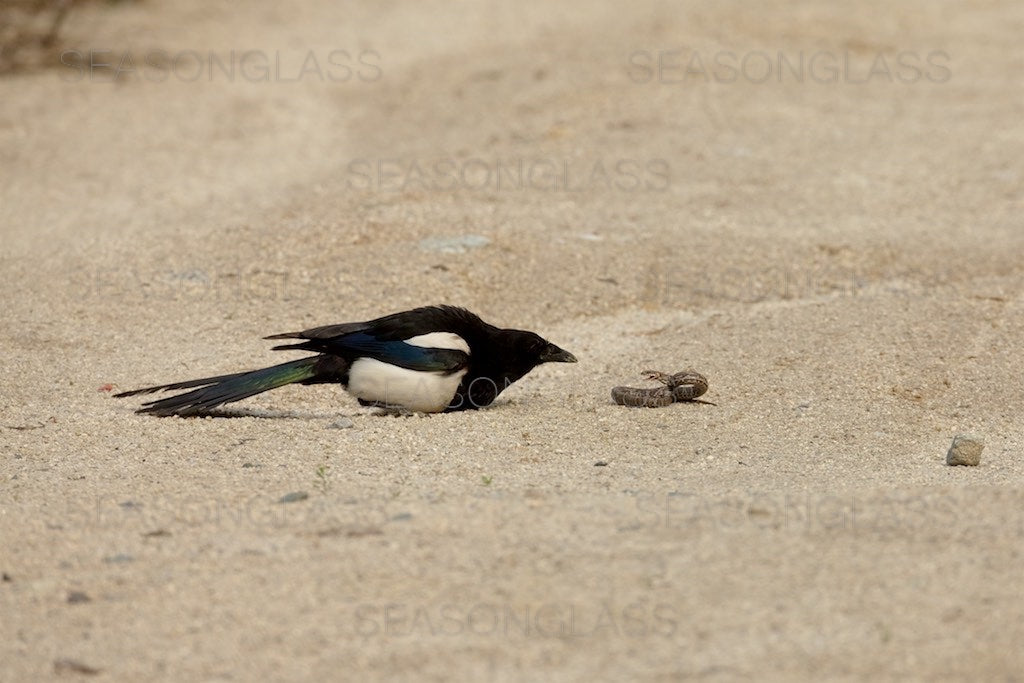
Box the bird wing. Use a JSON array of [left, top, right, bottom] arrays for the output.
[[271, 332, 469, 374], [264, 321, 369, 341], [266, 306, 485, 343]]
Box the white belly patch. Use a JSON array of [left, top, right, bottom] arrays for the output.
[[347, 358, 468, 412]]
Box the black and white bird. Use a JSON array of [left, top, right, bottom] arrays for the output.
[[115, 305, 577, 416]]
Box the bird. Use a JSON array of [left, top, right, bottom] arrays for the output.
[[115, 305, 577, 417]]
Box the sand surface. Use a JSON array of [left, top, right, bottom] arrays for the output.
[[2, 1, 1023, 680]]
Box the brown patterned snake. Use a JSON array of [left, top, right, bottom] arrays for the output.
[[611, 370, 710, 407]]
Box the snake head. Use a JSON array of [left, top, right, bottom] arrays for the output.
[[641, 370, 671, 384]]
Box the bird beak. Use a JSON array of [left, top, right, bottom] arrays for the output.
[[540, 344, 577, 364]]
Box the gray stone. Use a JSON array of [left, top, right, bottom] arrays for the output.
[[167, 268, 210, 284], [418, 235, 490, 254], [103, 553, 134, 564], [326, 417, 355, 429], [946, 434, 983, 466]]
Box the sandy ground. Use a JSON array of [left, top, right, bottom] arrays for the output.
[[2, 1, 1024, 680]]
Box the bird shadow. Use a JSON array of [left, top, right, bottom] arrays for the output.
[[180, 406, 422, 420], [187, 407, 348, 420]]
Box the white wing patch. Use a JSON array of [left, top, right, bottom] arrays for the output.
[[404, 332, 470, 354], [347, 359, 468, 413]]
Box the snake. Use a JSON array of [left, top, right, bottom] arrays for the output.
[[611, 370, 709, 407]]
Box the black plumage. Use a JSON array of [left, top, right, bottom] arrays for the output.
[[115, 305, 576, 417]]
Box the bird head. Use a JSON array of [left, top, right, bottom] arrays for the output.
[[499, 329, 577, 376], [452, 324, 578, 411]]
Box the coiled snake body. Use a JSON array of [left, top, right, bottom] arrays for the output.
[[611, 370, 709, 407]]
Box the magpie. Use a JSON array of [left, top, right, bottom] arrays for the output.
[[115, 305, 577, 417]]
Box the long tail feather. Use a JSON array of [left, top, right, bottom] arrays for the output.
[[114, 370, 254, 397], [117, 357, 322, 417]]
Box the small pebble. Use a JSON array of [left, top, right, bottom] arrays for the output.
[[67, 591, 91, 604], [142, 529, 171, 538], [278, 491, 309, 504], [2, 572, 12, 582], [946, 434, 983, 466], [53, 658, 101, 676], [326, 417, 355, 429], [594, 461, 609, 467]]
